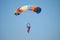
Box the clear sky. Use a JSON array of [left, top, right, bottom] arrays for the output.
[[0, 0, 60, 40]]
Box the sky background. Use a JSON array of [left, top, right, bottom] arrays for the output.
[[0, 0, 60, 40]]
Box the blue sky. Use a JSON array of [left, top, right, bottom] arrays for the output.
[[0, 0, 60, 40]]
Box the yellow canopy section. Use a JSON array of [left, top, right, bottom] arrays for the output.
[[21, 5, 28, 11]]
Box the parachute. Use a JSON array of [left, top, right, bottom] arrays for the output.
[[14, 5, 41, 33], [14, 5, 41, 15]]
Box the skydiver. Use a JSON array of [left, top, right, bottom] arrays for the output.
[[27, 23, 31, 33], [27, 26, 30, 33]]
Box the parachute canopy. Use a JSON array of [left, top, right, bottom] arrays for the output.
[[15, 5, 41, 15]]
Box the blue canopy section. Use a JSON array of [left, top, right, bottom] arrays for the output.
[[34, 7, 41, 14]]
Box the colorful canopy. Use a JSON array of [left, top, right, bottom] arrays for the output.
[[14, 5, 41, 15]]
